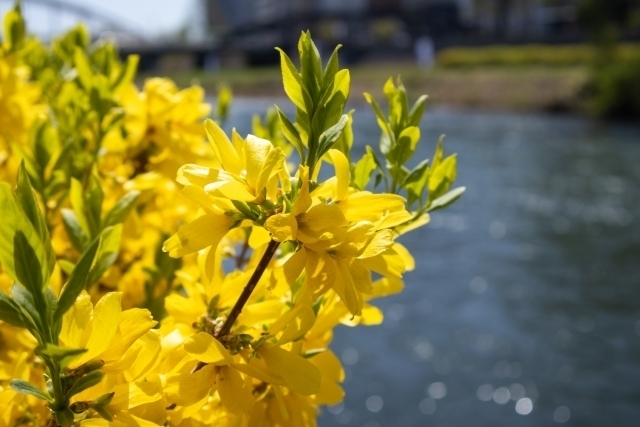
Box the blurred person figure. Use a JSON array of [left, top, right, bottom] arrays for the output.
[[414, 35, 435, 68]]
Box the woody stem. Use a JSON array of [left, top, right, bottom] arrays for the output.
[[217, 239, 280, 338], [191, 239, 280, 374]]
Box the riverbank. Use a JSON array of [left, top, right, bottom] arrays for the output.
[[139, 64, 589, 113]]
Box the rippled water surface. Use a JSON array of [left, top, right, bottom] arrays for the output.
[[226, 98, 640, 427]]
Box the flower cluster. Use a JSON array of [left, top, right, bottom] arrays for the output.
[[0, 6, 463, 427]]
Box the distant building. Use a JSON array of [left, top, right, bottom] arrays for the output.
[[203, 0, 584, 64]]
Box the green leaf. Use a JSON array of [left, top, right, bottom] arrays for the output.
[[101, 190, 140, 229], [428, 154, 457, 200], [55, 408, 75, 426], [66, 370, 104, 398], [322, 44, 342, 90], [87, 225, 123, 287], [58, 259, 75, 276], [92, 395, 114, 421], [61, 209, 90, 252], [352, 147, 377, 190], [55, 236, 101, 320], [0, 292, 26, 328], [13, 232, 44, 295], [3, 7, 25, 52], [408, 95, 428, 127], [86, 175, 104, 234], [69, 179, 91, 238], [74, 46, 93, 90], [37, 344, 87, 369], [216, 85, 233, 122], [11, 284, 41, 339], [298, 31, 321, 100], [402, 159, 430, 207], [0, 183, 54, 286], [363, 92, 392, 140], [275, 48, 307, 113], [428, 187, 466, 212], [15, 164, 55, 274], [389, 126, 420, 166], [110, 54, 139, 92], [93, 405, 113, 421], [9, 380, 52, 402], [275, 107, 304, 159], [317, 114, 349, 160], [333, 109, 354, 158]]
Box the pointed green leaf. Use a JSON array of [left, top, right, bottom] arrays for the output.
[[0, 292, 26, 328], [276, 47, 306, 113], [0, 183, 54, 286], [74, 46, 93, 90], [408, 95, 428, 127], [37, 344, 87, 369], [275, 106, 304, 159], [352, 147, 377, 190], [55, 235, 101, 320], [66, 370, 104, 399], [61, 209, 90, 252], [10, 380, 52, 402], [110, 54, 139, 92], [101, 190, 140, 229], [87, 225, 123, 287], [15, 164, 55, 276]]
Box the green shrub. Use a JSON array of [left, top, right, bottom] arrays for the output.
[[437, 43, 640, 68], [589, 58, 640, 119]]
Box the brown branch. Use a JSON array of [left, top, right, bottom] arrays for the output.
[[190, 239, 280, 374]]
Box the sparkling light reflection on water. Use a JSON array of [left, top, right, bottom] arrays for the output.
[[225, 98, 640, 427]]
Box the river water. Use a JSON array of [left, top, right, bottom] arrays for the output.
[[226, 98, 640, 427]]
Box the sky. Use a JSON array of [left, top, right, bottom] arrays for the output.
[[0, 0, 198, 40]]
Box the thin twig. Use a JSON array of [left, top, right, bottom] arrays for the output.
[[190, 239, 280, 374]]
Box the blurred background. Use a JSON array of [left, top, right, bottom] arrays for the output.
[[3, 1, 639, 426]]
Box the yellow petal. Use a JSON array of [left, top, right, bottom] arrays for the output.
[[113, 412, 163, 427], [359, 247, 407, 278], [70, 292, 122, 368], [257, 345, 321, 395], [334, 222, 375, 257], [176, 164, 219, 187], [305, 250, 336, 295], [237, 299, 285, 327], [348, 259, 373, 294], [328, 149, 350, 201], [370, 276, 405, 298], [392, 242, 415, 271], [333, 258, 362, 317], [109, 382, 162, 411], [123, 331, 162, 382], [395, 213, 430, 235], [358, 229, 395, 259], [163, 213, 233, 257], [270, 304, 316, 345], [60, 291, 92, 349], [292, 166, 312, 216], [270, 248, 307, 296], [183, 332, 233, 365], [101, 308, 156, 362], [248, 226, 271, 249], [204, 119, 242, 175], [217, 365, 255, 414], [207, 178, 256, 202], [264, 213, 297, 242], [339, 192, 407, 224], [232, 362, 285, 386], [164, 364, 216, 407], [310, 350, 345, 405], [164, 293, 207, 327]]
